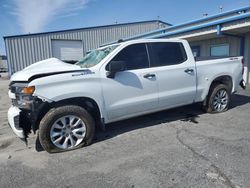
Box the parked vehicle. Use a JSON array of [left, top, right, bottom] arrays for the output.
[[8, 39, 245, 153]]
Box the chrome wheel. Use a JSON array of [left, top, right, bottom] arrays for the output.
[[50, 115, 86, 149], [212, 89, 228, 112]]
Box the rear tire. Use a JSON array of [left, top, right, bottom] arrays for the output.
[[39, 105, 95, 153], [203, 83, 231, 113]]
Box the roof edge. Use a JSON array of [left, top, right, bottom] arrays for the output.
[[105, 5, 250, 44], [3, 20, 171, 39]]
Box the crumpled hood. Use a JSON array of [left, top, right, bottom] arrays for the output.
[[11, 58, 82, 82]]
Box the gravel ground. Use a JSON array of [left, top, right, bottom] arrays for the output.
[[0, 79, 250, 188]]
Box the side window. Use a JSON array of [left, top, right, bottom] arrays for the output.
[[150, 42, 187, 67], [111, 43, 149, 70]]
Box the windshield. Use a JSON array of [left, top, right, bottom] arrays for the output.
[[76, 45, 119, 68]]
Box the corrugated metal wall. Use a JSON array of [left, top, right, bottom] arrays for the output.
[[189, 36, 241, 57], [5, 21, 167, 74]]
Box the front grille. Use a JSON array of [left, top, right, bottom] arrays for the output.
[[9, 82, 16, 93], [13, 115, 22, 130], [10, 86, 16, 93], [12, 99, 18, 106], [9, 82, 28, 93]]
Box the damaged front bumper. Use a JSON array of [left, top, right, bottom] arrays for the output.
[[8, 105, 35, 141], [8, 106, 25, 139], [8, 90, 48, 141]]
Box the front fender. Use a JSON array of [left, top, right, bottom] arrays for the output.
[[29, 73, 106, 120]]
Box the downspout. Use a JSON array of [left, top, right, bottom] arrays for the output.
[[240, 36, 245, 57], [216, 24, 245, 56]]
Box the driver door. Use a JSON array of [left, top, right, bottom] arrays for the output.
[[101, 43, 159, 121]]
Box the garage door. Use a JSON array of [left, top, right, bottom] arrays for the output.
[[52, 40, 83, 62]]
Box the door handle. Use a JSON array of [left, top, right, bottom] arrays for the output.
[[143, 73, 156, 79], [184, 68, 194, 74]]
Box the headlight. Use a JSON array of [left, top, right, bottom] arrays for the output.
[[21, 86, 35, 94], [15, 86, 35, 95], [9, 83, 35, 109], [16, 94, 34, 109]]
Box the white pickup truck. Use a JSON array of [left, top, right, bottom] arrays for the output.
[[8, 39, 245, 153]]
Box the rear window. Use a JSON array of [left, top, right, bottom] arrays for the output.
[[150, 42, 187, 67]]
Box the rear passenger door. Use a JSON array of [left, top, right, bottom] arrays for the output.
[[149, 42, 196, 109]]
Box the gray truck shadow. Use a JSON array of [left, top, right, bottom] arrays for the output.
[[94, 94, 250, 143], [35, 93, 250, 152]]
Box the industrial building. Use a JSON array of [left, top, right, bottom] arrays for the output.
[[4, 6, 250, 83], [4, 20, 170, 74], [105, 6, 250, 83], [0, 55, 7, 72]]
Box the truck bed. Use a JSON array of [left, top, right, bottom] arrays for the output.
[[195, 56, 237, 61]]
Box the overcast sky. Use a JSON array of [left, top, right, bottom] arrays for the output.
[[0, 0, 250, 55]]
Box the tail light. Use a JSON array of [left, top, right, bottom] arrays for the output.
[[241, 58, 244, 75]]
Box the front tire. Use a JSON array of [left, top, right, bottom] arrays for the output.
[[39, 105, 95, 153], [203, 84, 231, 113]]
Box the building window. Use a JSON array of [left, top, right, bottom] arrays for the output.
[[210, 44, 229, 57], [191, 46, 200, 57]]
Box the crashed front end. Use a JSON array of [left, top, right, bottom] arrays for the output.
[[8, 82, 46, 141]]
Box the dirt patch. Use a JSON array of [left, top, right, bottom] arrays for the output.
[[0, 139, 13, 150]]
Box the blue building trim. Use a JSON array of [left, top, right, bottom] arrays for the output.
[[216, 25, 222, 35], [216, 23, 245, 56], [146, 13, 250, 39], [240, 37, 245, 56], [103, 6, 250, 46]]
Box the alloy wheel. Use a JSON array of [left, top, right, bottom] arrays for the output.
[[50, 115, 86, 149], [212, 89, 229, 112]]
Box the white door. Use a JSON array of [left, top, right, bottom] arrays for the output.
[[101, 43, 158, 121], [52, 40, 83, 62], [149, 42, 196, 108]]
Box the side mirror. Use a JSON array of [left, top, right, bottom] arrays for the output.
[[106, 61, 126, 78]]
